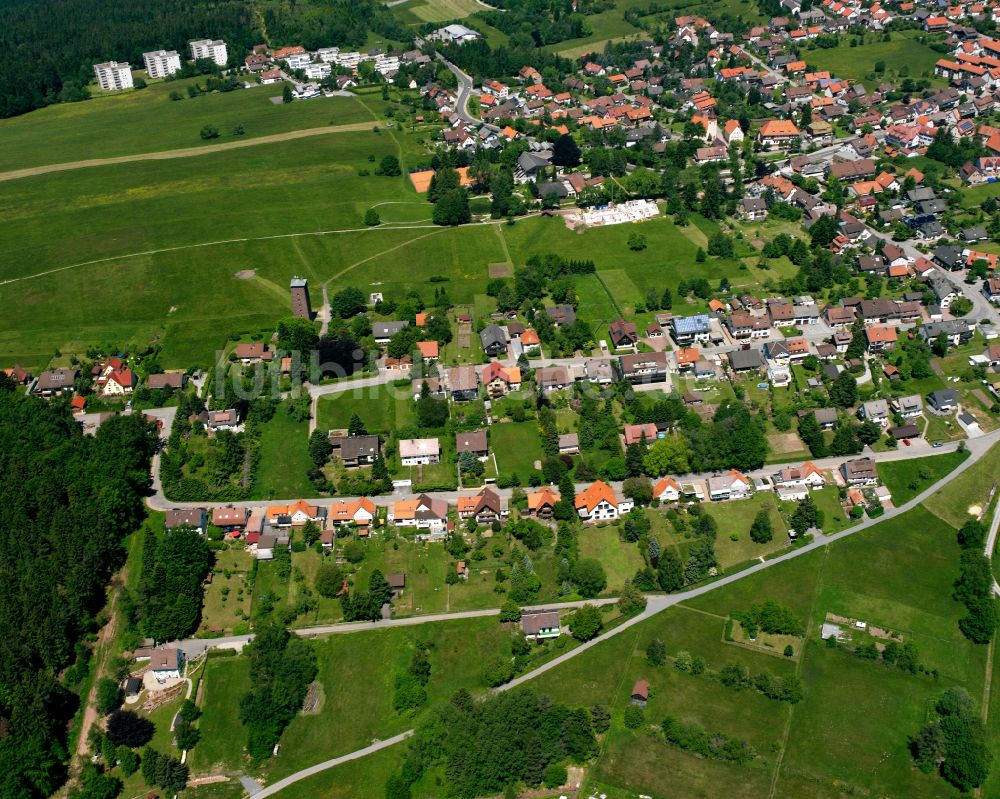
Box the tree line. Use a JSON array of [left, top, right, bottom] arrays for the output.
[[0, 376, 159, 799]]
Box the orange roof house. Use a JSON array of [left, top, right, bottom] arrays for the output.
[[416, 341, 439, 359], [527, 487, 561, 516], [327, 498, 376, 530], [575, 480, 624, 517]]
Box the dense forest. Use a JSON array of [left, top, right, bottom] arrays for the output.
[[0, 0, 408, 118], [0, 376, 159, 798]]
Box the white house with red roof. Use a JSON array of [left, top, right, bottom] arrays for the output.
[[575, 480, 633, 522]]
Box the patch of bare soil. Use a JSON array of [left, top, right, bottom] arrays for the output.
[[235, 269, 257, 280]]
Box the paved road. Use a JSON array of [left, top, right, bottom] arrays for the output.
[[437, 55, 498, 131], [172, 597, 619, 659], [252, 731, 414, 799], [0, 122, 380, 184], [237, 434, 997, 798], [984, 489, 1000, 596]]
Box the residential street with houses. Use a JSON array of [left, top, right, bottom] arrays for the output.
[[227, 428, 998, 799]]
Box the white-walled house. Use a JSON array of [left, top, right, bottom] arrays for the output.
[[575, 480, 633, 521], [399, 438, 440, 465]]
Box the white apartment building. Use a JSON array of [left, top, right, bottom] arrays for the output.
[[142, 49, 181, 79], [189, 38, 228, 66], [374, 55, 399, 76], [304, 62, 331, 80], [93, 61, 134, 91], [284, 52, 312, 70], [336, 51, 362, 69], [316, 47, 340, 63]]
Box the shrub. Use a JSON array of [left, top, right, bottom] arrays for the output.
[[623, 705, 645, 729]]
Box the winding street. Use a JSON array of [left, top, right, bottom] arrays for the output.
[[227, 431, 997, 798]]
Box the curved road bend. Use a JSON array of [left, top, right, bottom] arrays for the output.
[[235, 433, 997, 798]]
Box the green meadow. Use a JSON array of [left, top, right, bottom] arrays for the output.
[[0, 77, 388, 172]]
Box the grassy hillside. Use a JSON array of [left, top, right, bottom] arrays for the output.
[[0, 78, 385, 172]]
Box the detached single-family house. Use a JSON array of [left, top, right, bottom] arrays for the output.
[[330, 434, 381, 467], [165, 508, 207, 533], [482, 362, 521, 398], [448, 366, 480, 401], [858, 399, 890, 426], [34, 367, 78, 396], [527, 487, 560, 518], [653, 477, 681, 502], [623, 423, 658, 446], [399, 438, 441, 465], [522, 611, 561, 640], [773, 462, 825, 490], [841, 457, 878, 485], [892, 394, 923, 418], [619, 352, 668, 384], [373, 321, 409, 344], [480, 325, 508, 356], [455, 429, 489, 460], [388, 494, 449, 536], [147, 648, 183, 683], [575, 480, 633, 522], [928, 388, 958, 412], [707, 470, 751, 501], [609, 319, 639, 350]]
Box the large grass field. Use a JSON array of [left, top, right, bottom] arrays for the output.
[[803, 30, 945, 84], [0, 96, 776, 374], [190, 615, 511, 782], [532, 495, 990, 798], [876, 449, 969, 507], [547, 0, 764, 58], [0, 78, 386, 171]]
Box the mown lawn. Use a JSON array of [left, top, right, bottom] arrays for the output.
[[491, 420, 545, 478]]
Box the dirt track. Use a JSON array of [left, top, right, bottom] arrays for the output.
[[0, 121, 378, 183]]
